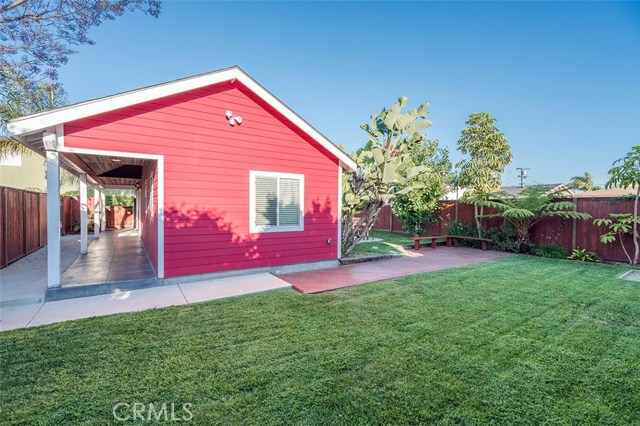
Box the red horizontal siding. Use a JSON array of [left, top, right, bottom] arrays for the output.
[[65, 81, 339, 277]]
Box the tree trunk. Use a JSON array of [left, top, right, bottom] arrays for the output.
[[517, 223, 530, 253], [341, 199, 385, 257], [474, 204, 483, 238], [618, 231, 633, 265], [634, 188, 639, 265]]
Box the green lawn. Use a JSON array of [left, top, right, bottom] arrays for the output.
[[348, 230, 411, 257], [2, 257, 639, 425]]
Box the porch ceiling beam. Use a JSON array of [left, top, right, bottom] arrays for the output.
[[61, 153, 101, 185], [103, 184, 138, 189]]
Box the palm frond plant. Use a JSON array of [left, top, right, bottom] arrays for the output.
[[1, 73, 67, 157], [472, 185, 591, 252], [341, 97, 433, 256], [568, 171, 601, 192]]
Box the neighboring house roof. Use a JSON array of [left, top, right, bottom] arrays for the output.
[[7, 66, 356, 171], [572, 186, 636, 198], [441, 187, 468, 201], [500, 184, 572, 197]]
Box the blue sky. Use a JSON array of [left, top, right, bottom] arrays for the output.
[[58, 1, 639, 186]]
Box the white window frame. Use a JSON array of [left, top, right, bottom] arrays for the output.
[[249, 170, 304, 233]]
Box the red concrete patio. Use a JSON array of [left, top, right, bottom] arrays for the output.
[[277, 247, 515, 294]]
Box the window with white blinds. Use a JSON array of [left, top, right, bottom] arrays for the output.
[[250, 171, 304, 232]]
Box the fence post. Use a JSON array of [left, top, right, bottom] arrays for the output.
[[21, 190, 26, 256], [455, 199, 459, 223], [2, 188, 7, 267], [572, 197, 577, 250], [37, 191, 41, 247]]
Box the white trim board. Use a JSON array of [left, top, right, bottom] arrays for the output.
[[7, 66, 356, 171]]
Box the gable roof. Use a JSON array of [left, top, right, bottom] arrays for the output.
[[500, 184, 572, 197], [572, 186, 636, 198], [7, 66, 356, 171]]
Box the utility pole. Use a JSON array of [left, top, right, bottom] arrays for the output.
[[516, 167, 529, 188]]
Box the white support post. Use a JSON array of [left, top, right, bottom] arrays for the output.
[[94, 186, 100, 239], [100, 189, 106, 231], [136, 189, 141, 230], [79, 174, 88, 254], [43, 132, 61, 289]]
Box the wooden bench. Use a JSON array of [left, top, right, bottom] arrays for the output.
[[410, 235, 493, 251]]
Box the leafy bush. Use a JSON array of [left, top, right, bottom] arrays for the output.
[[485, 224, 525, 253], [446, 221, 478, 248], [71, 216, 94, 233], [568, 248, 601, 263], [106, 194, 134, 207], [394, 199, 439, 237], [535, 243, 568, 259], [446, 221, 475, 237], [472, 185, 590, 252], [392, 140, 453, 237]]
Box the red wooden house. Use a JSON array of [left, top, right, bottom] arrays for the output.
[[7, 67, 356, 292]]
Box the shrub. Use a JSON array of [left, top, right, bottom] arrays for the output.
[[446, 221, 475, 237], [568, 248, 601, 263], [485, 224, 526, 253], [535, 243, 568, 259], [71, 216, 94, 233], [446, 221, 478, 247]]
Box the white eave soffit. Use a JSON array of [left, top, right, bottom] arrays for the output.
[[6, 67, 356, 171]]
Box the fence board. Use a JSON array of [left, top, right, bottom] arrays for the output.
[[24, 192, 40, 254], [1, 187, 49, 268], [6, 189, 25, 263], [0, 188, 5, 268], [39, 194, 47, 245]]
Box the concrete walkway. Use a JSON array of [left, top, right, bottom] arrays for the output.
[[1, 244, 513, 332], [278, 247, 514, 294], [1, 273, 292, 331], [0, 234, 93, 306]]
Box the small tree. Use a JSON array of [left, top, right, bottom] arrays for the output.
[[568, 172, 601, 192], [392, 139, 452, 236], [595, 146, 640, 264], [594, 214, 638, 265], [456, 112, 512, 237], [341, 97, 431, 256], [473, 185, 591, 252]]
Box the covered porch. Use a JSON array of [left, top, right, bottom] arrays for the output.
[[47, 229, 157, 301], [13, 129, 163, 300]]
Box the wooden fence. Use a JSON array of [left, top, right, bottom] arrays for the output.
[[1, 188, 135, 268], [373, 198, 636, 263], [0, 187, 47, 268]]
